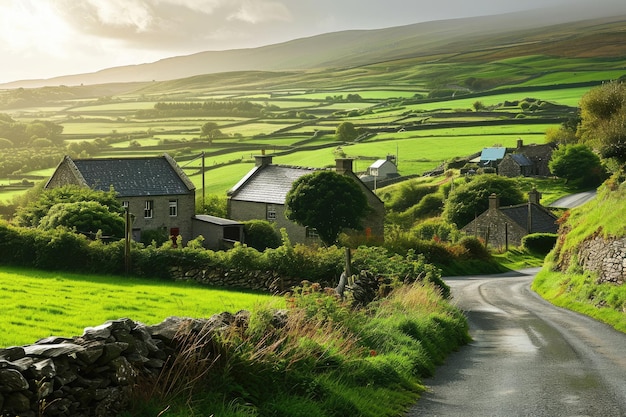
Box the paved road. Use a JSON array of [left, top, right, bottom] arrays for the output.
[[549, 190, 597, 208], [407, 268, 626, 417]]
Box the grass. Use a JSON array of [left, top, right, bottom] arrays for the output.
[[123, 280, 470, 416], [531, 180, 626, 334], [0, 266, 281, 347], [532, 264, 626, 333]]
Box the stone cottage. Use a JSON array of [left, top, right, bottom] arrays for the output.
[[498, 139, 555, 177], [461, 189, 559, 248], [46, 154, 197, 245], [227, 156, 385, 244]]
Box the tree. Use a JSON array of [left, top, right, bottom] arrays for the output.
[[335, 122, 359, 142], [14, 185, 123, 229], [285, 171, 368, 246], [578, 81, 626, 163], [549, 144, 606, 187], [38, 201, 125, 238], [443, 174, 525, 228], [200, 122, 222, 144]]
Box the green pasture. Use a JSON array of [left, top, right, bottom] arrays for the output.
[[0, 266, 281, 347], [520, 71, 626, 87], [220, 122, 297, 136], [188, 162, 255, 195], [66, 101, 156, 112]]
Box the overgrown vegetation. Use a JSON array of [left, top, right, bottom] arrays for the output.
[[123, 279, 469, 416], [533, 176, 626, 332]]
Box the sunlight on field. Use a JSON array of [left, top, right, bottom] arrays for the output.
[[0, 267, 281, 347]]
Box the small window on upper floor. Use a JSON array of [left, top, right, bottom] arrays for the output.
[[266, 204, 277, 221], [144, 200, 153, 219], [169, 199, 178, 217]]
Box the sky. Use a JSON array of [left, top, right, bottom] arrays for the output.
[[0, 0, 623, 84]]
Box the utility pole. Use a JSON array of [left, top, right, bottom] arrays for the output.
[[202, 151, 205, 208], [124, 207, 131, 275]]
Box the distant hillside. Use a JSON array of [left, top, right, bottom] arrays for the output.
[[3, 6, 626, 89]]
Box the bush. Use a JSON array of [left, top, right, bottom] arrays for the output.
[[243, 220, 282, 251], [522, 233, 558, 255], [411, 218, 461, 242]]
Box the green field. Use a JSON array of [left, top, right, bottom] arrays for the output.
[[0, 266, 280, 347], [1, 52, 623, 202]]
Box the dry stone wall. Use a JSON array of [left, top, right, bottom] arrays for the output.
[[168, 266, 332, 293], [578, 235, 626, 285], [0, 312, 252, 417]]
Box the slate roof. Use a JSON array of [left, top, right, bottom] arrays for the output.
[[370, 159, 390, 169], [499, 203, 558, 234], [228, 165, 319, 204], [480, 147, 507, 162], [508, 154, 533, 166], [68, 155, 194, 197], [193, 214, 242, 226]]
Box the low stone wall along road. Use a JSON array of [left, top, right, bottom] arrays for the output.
[[407, 268, 626, 417]]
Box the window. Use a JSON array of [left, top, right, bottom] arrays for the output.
[[266, 204, 276, 221], [305, 227, 319, 239], [122, 200, 129, 209], [144, 200, 153, 219], [169, 199, 178, 217]]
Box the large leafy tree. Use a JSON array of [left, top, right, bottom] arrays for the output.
[[14, 185, 123, 230], [38, 201, 125, 238], [577, 81, 626, 163], [285, 171, 368, 246], [335, 122, 359, 142], [443, 175, 525, 228], [549, 144, 606, 187]]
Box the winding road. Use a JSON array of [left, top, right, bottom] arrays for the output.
[[407, 268, 626, 417]]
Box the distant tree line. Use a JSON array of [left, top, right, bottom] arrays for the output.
[[0, 113, 64, 147], [135, 100, 275, 118]]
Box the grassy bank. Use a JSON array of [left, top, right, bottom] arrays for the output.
[[124, 280, 470, 416], [532, 180, 626, 333]]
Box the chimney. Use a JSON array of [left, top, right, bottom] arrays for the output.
[[489, 193, 500, 210], [528, 188, 541, 205], [516, 138, 523, 149], [335, 158, 354, 175], [254, 154, 273, 167]]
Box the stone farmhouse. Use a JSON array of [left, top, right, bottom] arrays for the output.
[[461, 189, 559, 248], [227, 155, 385, 244], [45, 154, 243, 249], [472, 139, 555, 177]]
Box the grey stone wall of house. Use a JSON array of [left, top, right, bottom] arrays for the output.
[[0, 313, 265, 417], [45, 162, 80, 188], [517, 143, 553, 176], [577, 236, 626, 285], [462, 208, 528, 248], [498, 155, 523, 177], [126, 194, 195, 244], [229, 200, 308, 244]]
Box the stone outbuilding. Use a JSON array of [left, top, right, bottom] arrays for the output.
[[498, 153, 534, 177], [227, 156, 385, 244], [461, 189, 559, 248]]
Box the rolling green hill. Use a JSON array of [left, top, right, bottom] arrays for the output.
[[3, 8, 625, 89]]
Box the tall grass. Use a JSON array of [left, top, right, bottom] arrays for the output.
[[124, 280, 470, 416]]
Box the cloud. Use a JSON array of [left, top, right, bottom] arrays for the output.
[[228, 0, 292, 24]]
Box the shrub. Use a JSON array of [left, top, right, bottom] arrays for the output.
[[411, 218, 461, 242], [243, 220, 282, 251], [522, 233, 558, 255]]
